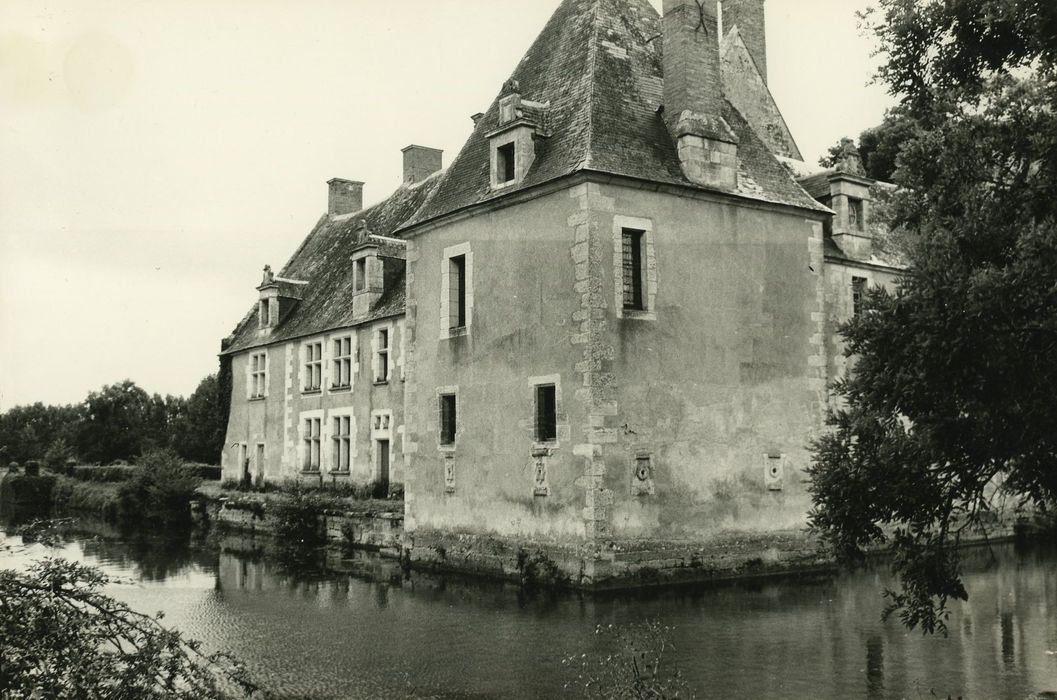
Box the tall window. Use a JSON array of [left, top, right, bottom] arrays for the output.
[[250, 352, 267, 398], [332, 415, 352, 472], [849, 198, 864, 231], [497, 142, 516, 184], [303, 417, 321, 472], [355, 258, 367, 292], [258, 299, 271, 328], [449, 255, 467, 330], [303, 342, 322, 392], [439, 394, 457, 446], [852, 277, 867, 318], [332, 336, 353, 389], [622, 228, 646, 311], [535, 384, 557, 443], [376, 329, 390, 382]]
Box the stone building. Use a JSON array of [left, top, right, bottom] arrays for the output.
[[220, 0, 902, 584]]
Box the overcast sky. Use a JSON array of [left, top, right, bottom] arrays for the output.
[[0, 0, 893, 410]]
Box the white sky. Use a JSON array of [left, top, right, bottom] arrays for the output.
[[0, 0, 893, 410]]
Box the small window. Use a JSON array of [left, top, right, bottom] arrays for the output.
[[250, 352, 267, 398], [375, 329, 390, 383], [439, 394, 457, 446], [258, 300, 270, 328], [535, 384, 557, 443], [622, 228, 646, 311], [303, 342, 322, 391], [449, 255, 467, 330], [852, 277, 867, 318], [332, 336, 353, 389], [303, 417, 321, 472], [849, 198, 864, 231], [355, 258, 367, 292], [332, 415, 352, 472], [497, 142, 516, 183]]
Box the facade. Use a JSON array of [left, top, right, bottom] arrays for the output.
[[220, 0, 903, 583]]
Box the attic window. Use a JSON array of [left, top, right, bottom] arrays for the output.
[[497, 143, 516, 184], [355, 258, 367, 292], [258, 300, 270, 328], [849, 198, 864, 231]]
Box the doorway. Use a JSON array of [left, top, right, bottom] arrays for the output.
[[376, 439, 390, 495]]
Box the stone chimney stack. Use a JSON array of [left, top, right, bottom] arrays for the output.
[[328, 178, 364, 217], [401, 145, 443, 186], [662, 0, 739, 189], [722, 0, 767, 84]]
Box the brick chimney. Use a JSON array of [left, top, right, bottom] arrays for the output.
[[663, 0, 739, 189], [722, 0, 767, 83], [401, 145, 443, 186], [328, 178, 364, 217]]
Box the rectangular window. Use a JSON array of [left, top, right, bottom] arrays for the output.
[[332, 336, 353, 389], [332, 416, 352, 472], [355, 258, 366, 292], [535, 384, 557, 443], [303, 342, 322, 392], [258, 300, 270, 328], [449, 255, 467, 330], [250, 352, 267, 398], [622, 228, 645, 311], [852, 277, 867, 318], [303, 417, 321, 472], [376, 329, 390, 383], [497, 142, 516, 183], [849, 198, 864, 231], [439, 394, 457, 446]]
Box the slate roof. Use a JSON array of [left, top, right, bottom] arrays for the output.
[[222, 175, 442, 355], [223, 0, 830, 355], [403, 0, 827, 230]]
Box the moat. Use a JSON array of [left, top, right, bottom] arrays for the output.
[[2, 511, 1055, 699]]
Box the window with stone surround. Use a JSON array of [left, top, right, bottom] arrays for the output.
[[440, 243, 474, 339], [849, 198, 864, 231], [622, 229, 646, 311], [852, 276, 867, 318], [332, 336, 353, 389], [535, 384, 557, 443], [439, 393, 457, 446], [258, 300, 271, 328], [612, 216, 656, 320], [302, 416, 322, 472], [331, 414, 352, 473], [375, 328, 390, 383], [496, 142, 516, 184], [355, 258, 366, 292], [303, 342, 322, 392], [249, 352, 267, 399]]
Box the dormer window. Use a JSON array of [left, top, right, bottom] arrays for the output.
[[355, 258, 367, 292], [497, 143, 516, 184], [258, 299, 271, 328], [849, 197, 865, 231]]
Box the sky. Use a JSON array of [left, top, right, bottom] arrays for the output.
[[0, 0, 894, 410]]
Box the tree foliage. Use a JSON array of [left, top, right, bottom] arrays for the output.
[[809, 0, 1057, 633], [0, 403, 79, 466], [170, 374, 225, 465], [0, 530, 256, 699]]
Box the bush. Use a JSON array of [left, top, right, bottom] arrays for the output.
[[270, 484, 334, 547], [117, 449, 202, 525], [52, 476, 120, 521], [71, 465, 138, 483]]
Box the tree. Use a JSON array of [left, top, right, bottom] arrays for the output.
[[0, 524, 256, 698], [75, 381, 184, 465], [819, 110, 917, 183], [809, 0, 1057, 633], [171, 374, 225, 464], [0, 403, 80, 465]]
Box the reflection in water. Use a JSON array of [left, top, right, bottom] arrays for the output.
[[2, 513, 1056, 699]]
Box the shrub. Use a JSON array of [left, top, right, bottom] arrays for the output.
[[117, 449, 201, 525], [51, 476, 120, 521], [71, 465, 137, 483], [270, 485, 334, 547]]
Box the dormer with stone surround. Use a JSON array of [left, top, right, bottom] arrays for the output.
[[256, 265, 307, 333], [349, 220, 407, 321], [799, 140, 875, 260], [486, 79, 550, 190]]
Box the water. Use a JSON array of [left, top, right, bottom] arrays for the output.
[[2, 515, 1056, 699]]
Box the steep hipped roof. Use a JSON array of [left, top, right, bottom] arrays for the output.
[[222, 174, 442, 355], [404, 0, 826, 229]]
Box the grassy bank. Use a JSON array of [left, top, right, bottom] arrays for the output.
[[51, 476, 122, 520]]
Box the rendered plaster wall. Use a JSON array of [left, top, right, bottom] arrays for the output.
[[222, 317, 407, 488], [403, 188, 590, 541], [586, 182, 829, 543]]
